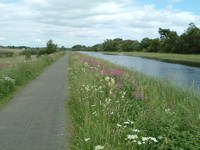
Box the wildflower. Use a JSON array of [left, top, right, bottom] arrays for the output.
[[127, 135, 138, 140], [124, 122, 129, 125], [101, 69, 109, 75], [1, 76, 15, 84], [95, 145, 104, 150], [132, 129, 140, 133], [111, 69, 124, 76], [116, 83, 123, 88], [117, 124, 122, 127], [105, 98, 111, 103], [142, 137, 158, 142], [85, 138, 90, 142], [110, 112, 114, 115], [92, 111, 97, 116], [110, 78, 115, 84], [137, 141, 142, 145], [105, 76, 110, 82], [85, 85, 90, 92]]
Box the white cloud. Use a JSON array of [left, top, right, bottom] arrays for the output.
[[0, 37, 6, 41], [0, 0, 199, 47]]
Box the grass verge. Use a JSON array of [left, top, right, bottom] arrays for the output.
[[0, 52, 66, 108], [104, 51, 200, 67], [68, 52, 200, 150]]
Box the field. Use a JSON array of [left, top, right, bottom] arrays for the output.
[[0, 52, 66, 107], [0, 48, 22, 53], [68, 52, 200, 150]]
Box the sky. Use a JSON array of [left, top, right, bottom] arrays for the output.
[[0, 0, 200, 48]]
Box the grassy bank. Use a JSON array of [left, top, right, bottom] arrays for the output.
[[68, 52, 200, 150], [0, 52, 66, 107], [104, 51, 200, 66]]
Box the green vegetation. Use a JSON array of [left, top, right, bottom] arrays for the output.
[[0, 52, 66, 107], [68, 52, 200, 150], [72, 23, 200, 54]]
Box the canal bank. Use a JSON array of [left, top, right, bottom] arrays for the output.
[[80, 51, 200, 89]]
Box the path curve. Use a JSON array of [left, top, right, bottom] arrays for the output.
[[0, 54, 68, 150]]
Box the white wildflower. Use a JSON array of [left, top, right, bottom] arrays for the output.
[[117, 124, 122, 127], [127, 135, 138, 140], [105, 98, 111, 103], [84, 138, 90, 142], [95, 145, 104, 150], [124, 122, 129, 125], [110, 112, 114, 115], [132, 129, 140, 133], [85, 85, 90, 92], [105, 76, 110, 82], [142, 137, 158, 143], [92, 111, 97, 116], [110, 78, 115, 84], [137, 141, 142, 145]]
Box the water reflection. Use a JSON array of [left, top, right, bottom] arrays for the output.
[[80, 51, 200, 89]]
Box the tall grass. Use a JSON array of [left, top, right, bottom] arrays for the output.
[[68, 52, 200, 150], [0, 52, 66, 107]]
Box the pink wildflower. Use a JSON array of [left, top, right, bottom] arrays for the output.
[[116, 83, 123, 88], [111, 69, 124, 76]]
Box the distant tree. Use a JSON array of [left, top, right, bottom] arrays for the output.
[[120, 40, 140, 51], [176, 23, 200, 54], [147, 38, 161, 52], [71, 45, 86, 51], [46, 40, 57, 54], [140, 38, 152, 51]]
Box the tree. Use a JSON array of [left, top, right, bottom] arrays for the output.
[[159, 28, 179, 53], [147, 38, 161, 52], [46, 40, 57, 54], [140, 38, 151, 51]]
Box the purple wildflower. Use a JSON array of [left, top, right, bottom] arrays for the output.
[[111, 69, 124, 76]]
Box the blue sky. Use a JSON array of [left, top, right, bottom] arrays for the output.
[[138, 0, 200, 15], [0, 0, 200, 47]]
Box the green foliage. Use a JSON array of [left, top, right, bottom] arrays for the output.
[[71, 45, 86, 51], [68, 52, 200, 150], [0, 51, 14, 57], [20, 49, 39, 55], [46, 39, 57, 54]]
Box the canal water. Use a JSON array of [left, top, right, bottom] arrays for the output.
[[80, 51, 200, 89]]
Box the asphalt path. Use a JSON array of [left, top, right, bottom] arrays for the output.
[[0, 54, 68, 150]]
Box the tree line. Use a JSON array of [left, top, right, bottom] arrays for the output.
[[71, 23, 200, 54]]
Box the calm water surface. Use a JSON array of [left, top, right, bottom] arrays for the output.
[[80, 51, 200, 89]]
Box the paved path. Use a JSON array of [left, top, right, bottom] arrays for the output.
[[0, 55, 68, 150]]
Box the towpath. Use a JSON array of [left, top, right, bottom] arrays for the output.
[[0, 54, 69, 150]]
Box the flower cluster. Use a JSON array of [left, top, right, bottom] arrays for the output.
[[1, 75, 15, 84]]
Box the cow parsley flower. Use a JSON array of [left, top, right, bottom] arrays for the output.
[[95, 145, 104, 150]]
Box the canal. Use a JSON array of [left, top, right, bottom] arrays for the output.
[[80, 51, 200, 89]]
